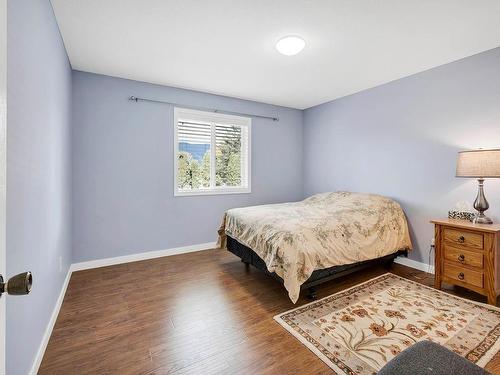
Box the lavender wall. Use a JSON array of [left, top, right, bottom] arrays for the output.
[[303, 47, 500, 264], [6, 7, 500, 371], [71, 71, 303, 262], [7, 1, 72, 374]]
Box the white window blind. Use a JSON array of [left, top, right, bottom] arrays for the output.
[[174, 108, 251, 196]]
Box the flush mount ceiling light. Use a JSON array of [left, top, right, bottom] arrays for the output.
[[275, 36, 306, 56]]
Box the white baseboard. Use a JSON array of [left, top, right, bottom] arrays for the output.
[[30, 241, 216, 375], [29, 268, 72, 375], [394, 255, 435, 274], [29, 243, 428, 374], [71, 242, 217, 272]]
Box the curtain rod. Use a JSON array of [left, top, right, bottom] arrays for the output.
[[128, 96, 279, 122]]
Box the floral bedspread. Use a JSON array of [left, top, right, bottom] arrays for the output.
[[218, 191, 412, 303]]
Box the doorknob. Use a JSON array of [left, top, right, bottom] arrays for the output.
[[0, 272, 32, 297]]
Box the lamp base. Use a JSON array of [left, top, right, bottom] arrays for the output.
[[471, 179, 493, 224], [471, 214, 493, 224]]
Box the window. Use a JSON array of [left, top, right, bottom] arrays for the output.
[[174, 107, 251, 196]]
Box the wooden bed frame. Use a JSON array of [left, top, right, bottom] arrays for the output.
[[227, 236, 409, 299]]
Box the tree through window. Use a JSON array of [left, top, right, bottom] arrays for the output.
[[174, 108, 250, 196]]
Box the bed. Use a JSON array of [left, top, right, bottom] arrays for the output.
[[217, 191, 412, 303]]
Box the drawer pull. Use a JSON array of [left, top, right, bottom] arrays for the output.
[[458, 272, 465, 280], [458, 254, 465, 262], [458, 236, 465, 243]]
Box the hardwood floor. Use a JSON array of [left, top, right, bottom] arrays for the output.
[[39, 249, 500, 374]]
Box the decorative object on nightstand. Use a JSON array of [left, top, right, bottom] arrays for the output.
[[448, 210, 475, 221], [456, 148, 500, 224], [432, 218, 500, 305], [448, 201, 475, 221]]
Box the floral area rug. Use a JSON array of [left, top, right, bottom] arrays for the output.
[[274, 273, 500, 374]]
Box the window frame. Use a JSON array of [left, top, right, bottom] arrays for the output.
[[173, 107, 252, 197]]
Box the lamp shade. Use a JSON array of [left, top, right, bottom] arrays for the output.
[[456, 149, 500, 178]]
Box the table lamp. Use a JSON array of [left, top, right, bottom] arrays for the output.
[[456, 149, 500, 224]]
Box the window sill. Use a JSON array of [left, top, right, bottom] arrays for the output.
[[174, 188, 251, 197]]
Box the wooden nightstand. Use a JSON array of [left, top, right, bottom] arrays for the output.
[[432, 219, 500, 305]]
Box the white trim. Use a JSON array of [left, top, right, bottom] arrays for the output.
[[29, 268, 72, 375], [394, 255, 435, 274], [29, 241, 217, 374], [173, 107, 251, 197], [70, 242, 217, 272], [0, 1, 6, 373], [174, 187, 251, 197], [242, 121, 251, 191]]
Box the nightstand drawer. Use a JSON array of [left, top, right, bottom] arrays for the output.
[[443, 245, 483, 269], [443, 228, 483, 250], [443, 262, 483, 288]]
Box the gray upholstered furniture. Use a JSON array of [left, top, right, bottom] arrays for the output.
[[378, 341, 489, 375]]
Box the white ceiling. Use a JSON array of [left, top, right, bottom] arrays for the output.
[[51, 0, 500, 109]]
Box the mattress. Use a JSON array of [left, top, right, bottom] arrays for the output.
[[218, 191, 412, 303]]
